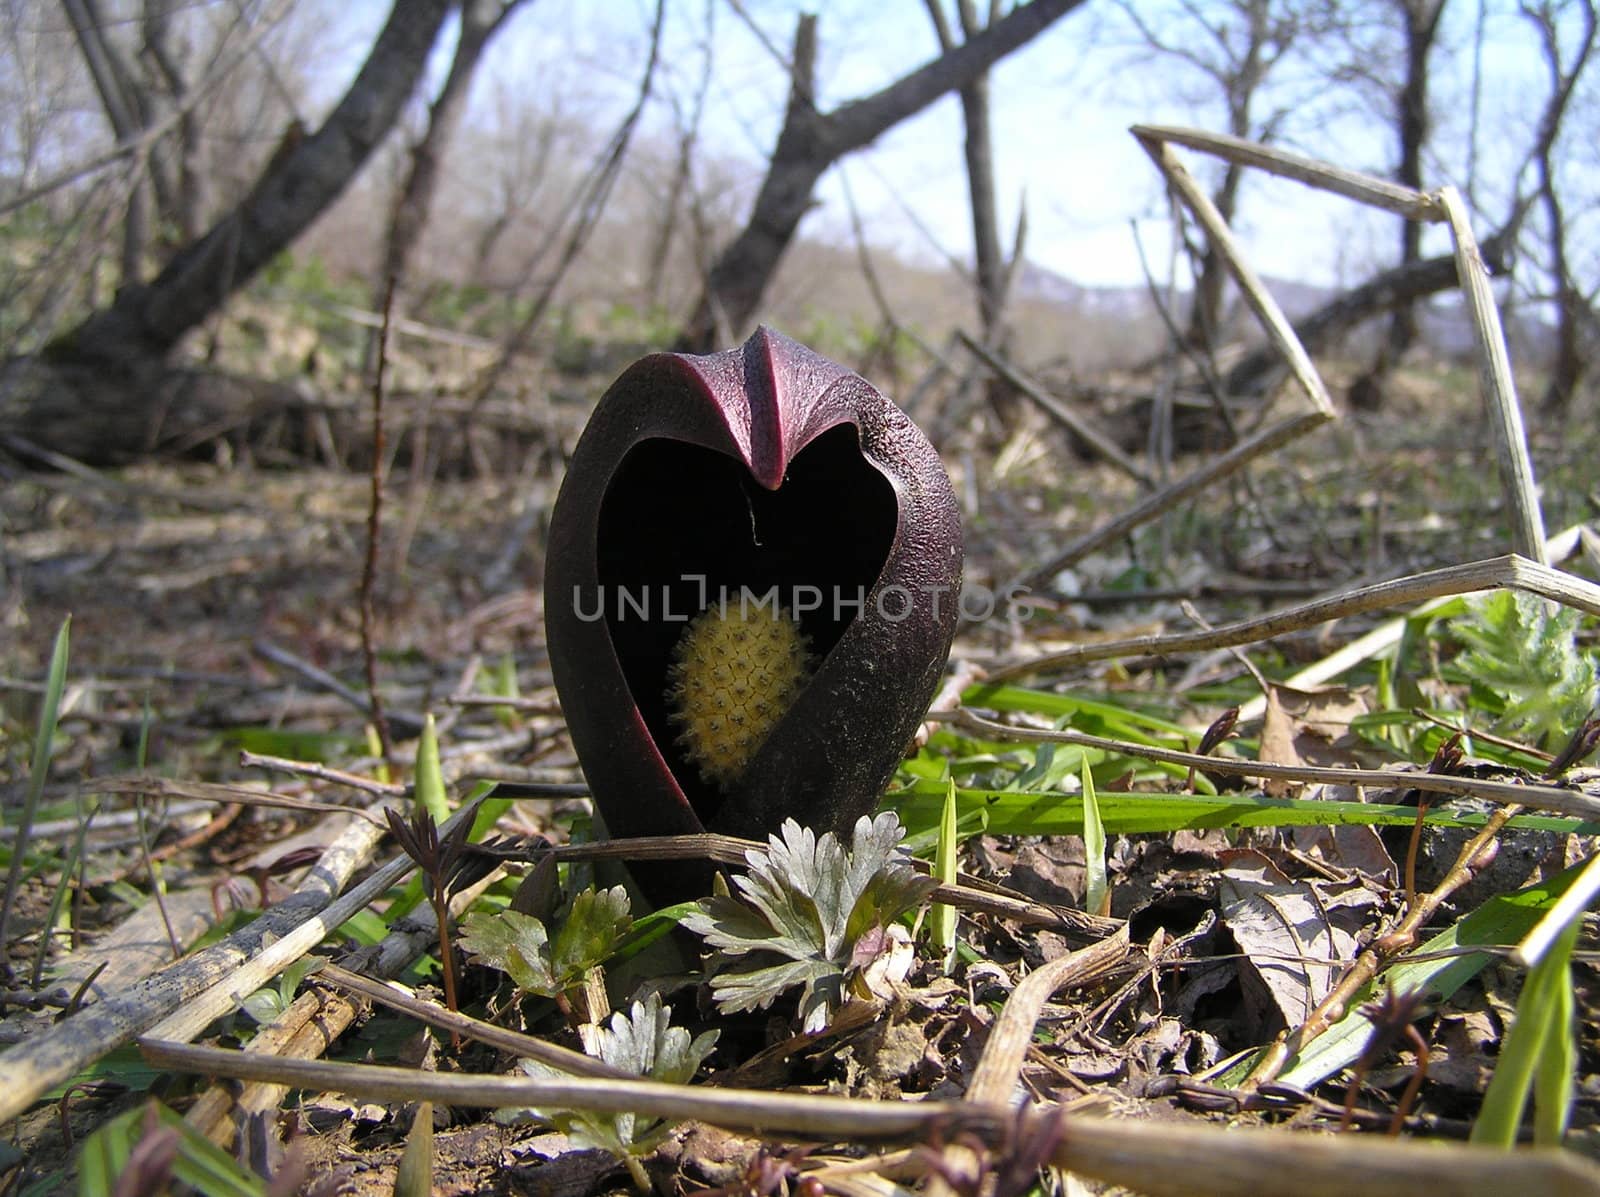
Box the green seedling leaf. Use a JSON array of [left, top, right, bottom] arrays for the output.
[[928, 779, 959, 959], [488, 653, 521, 727], [460, 885, 632, 999], [414, 713, 448, 826], [365, 723, 390, 784], [551, 885, 633, 980], [1082, 757, 1109, 918], [682, 813, 938, 1032], [221, 727, 357, 761], [76, 1100, 267, 1197], [240, 957, 318, 1027], [460, 909, 557, 994], [394, 1101, 435, 1197], [515, 993, 718, 1188]]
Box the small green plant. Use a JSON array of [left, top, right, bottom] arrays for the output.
[[682, 813, 938, 1032], [384, 800, 491, 1018], [514, 993, 717, 1188], [1448, 591, 1597, 749], [0, 616, 70, 980], [1472, 915, 1582, 1147], [239, 957, 319, 1026], [458, 885, 632, 1002]]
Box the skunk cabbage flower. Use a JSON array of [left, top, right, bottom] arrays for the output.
[[545, 327, 962, 901]]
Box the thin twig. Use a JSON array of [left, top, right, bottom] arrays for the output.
[[249, 639, 425, 736], [238, 751, 405, 797], [988, 554, 1600, 681], [138, 1039, 1600, 1196], [132, 799, 182, 961], [90, 775, 389, 827], [362, 275, 397, 766]]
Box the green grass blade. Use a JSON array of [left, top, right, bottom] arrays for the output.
[[1471, 920, 1571, 1146], [394, 1101, 435, 1197], [929, 779, 959, 958], [31, 808, 92, 988], [1082, 758, 1109, 918], [0, 616, 70, 960], [889, 780, 1599, 839], [1533, 925, 1578, 1146]]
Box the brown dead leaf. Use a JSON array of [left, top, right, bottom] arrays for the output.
[[1258, 683, 1371, 797], [1005, 839, 1087, 907], [1218, 851, 1376, 1032]]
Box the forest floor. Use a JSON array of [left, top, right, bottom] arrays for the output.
[[2, 339, 1600, 1196]]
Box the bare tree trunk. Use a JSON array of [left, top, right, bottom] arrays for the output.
[[51, 0, 450, 367], [374, 0, 527, 317], [6, 0, 451, 464], [1382, 0, 1446, 363], [62, 0, 154, 279], [1182, 9, 1264, 353], [926, 0, 1006, 343], [677, 0, 1084, 352], [1526, 0, 1597, 416], [141, 0, 207, 240], [925, 0, 1018, 429]]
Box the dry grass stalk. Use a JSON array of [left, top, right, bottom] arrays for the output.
[[138, 1038, 1600, 1197], [0, 794, 423, 1124], [1437, 185, 1548, 563], [1226, 525, 1593, 725], [1132, 130, 1336, 417], [991, 554, 1600, 681], [182, 868, 529, 1146], [1131, 125, 1443, 220], [921, 926, 1132, 1197], [957, 332, 1155, 486]]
